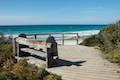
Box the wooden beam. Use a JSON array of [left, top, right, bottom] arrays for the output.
[[20, 48, 46, 58], [76, 33, 79, 45], [16, 43, 19, 57], [16, 37, 51, 48], [49, 34, 51, 37], [15, 36, 58, 68], [26, 32, 78, 36], [26, 33, 81, 46], [62, 34, 64, 45], [34, 34, 37, 40], [12, 37, 16, 56]]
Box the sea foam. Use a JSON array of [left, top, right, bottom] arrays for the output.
[[4, 30, 100, 40]]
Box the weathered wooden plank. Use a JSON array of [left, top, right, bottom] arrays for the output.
[[20, 48, 46, 58], [26, 32, 79, 36], [16, 37, 51, 49], [15, 36, 58, 68], [62, 34, 64, 45], [26, 33, 80, 46], [76, 33, 79, 45], [12, 37, 16, 56], [16, 42, 19, 57]]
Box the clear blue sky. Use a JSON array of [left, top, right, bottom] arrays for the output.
[[0, 0, 120, 25]]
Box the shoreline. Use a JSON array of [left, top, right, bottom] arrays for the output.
[[3, 32, 95, 45], [4, 30, 99, 37]]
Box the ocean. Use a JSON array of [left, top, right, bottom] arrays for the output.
[[0, 25, 106, 37]]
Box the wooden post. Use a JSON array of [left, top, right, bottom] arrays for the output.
[[46, 48, 49, 68], [49, 34, 51, 37], [34, 34, 37, 40], [46, 36, 58, 68], [46, 48, 53, 68], [12, 37, 16, 56], [76, 33, 79, 45], [62, 34, 64, 45], [16, 43, 19, 57], [46, 44, 54, 68]]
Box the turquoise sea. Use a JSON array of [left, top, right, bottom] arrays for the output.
[[0, 25, 106, 37]]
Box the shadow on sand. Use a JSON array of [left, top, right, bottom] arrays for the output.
[[31, 55, 46, 61], [30, 55, 86, 67], [52, 59, 86, 67]]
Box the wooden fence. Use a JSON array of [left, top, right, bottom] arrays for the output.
[[12, 33, 80, 68], [13, 36, 58, 68], [25, 33, 80, 45]]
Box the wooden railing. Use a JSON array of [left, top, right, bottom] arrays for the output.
[[12, 33, 80, 68], [25, 33, 80, 45], [13, 37, 58, 68]]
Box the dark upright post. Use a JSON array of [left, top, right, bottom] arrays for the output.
[[46, 48, 53, 68], [34, 34, 37, 40], [46, 36, 58, 68]]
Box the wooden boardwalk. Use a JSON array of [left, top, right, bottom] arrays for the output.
[[46, 45, 120, 80], [14, 33, 120, 80], [22, 45, 120, 80]]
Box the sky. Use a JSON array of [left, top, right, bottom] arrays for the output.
[[0, 0, 120, 25]]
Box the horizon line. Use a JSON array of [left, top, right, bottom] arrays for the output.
[[0, 24, 107, 26]]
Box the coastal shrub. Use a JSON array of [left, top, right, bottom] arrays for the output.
[[1, 60, 38, 80], [44, 74, 62, 80], [81, 21, 120, 65], [0, 32, 5, 44], [0, 58, 61, 80], [0, 44, 16, 68], [80, 35, 100, 46], [105, 49, 120, 64], [0, 33, 62, 80], [0, 32, 12, 44], [37, 68, 49, 79]]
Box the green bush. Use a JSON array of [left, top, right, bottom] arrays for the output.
[[44, 74, 62, 80], [0, 33, 62, 80], [80, 35, 100, 46], [105, 51, 120, 64], [0, 32, 12, 44], [0, 58, 57, 80], [37, 68, 49, 79], [0, 44, 16, 68]]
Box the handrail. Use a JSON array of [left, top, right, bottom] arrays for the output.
[[25, 32, 80, 45], [26, 32, 79, 36]]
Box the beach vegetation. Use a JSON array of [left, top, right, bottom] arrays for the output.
[[80, 35, 100, 46], [81, 21, 120, 65], [0, 33, 62, 80]]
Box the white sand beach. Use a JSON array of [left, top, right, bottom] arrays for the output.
[[56, 39, 83, 45]]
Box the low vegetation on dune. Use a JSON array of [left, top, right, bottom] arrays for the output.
[[0, 33, 62, 80], [80, 21, 120, 65]]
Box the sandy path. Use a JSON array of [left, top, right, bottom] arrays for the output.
[[47, 45, 120, 80]]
